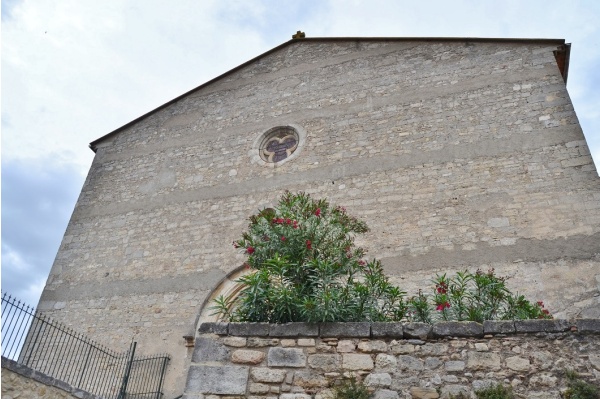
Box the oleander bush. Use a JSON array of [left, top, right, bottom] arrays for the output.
[[564, 370, 599, 399], [212, 192, 551, 323]]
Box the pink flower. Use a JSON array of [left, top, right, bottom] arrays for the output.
[[358, 260, 366, 266], [246, 246, 255, 255], [537, 301, 544, 307], [436, 302, 450, 311], [306, 240, 312, 250], [281, 236, 286, 241], [314, 208, 321, 217]]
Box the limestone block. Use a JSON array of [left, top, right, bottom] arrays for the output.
[[474, 343, 488, 352], [198, 322, 229, 335], [357, 340, 388, 353], [247, 337, 279, 347], [364, 373, 392, 388], [223, 337, 247, 347], [320, 323, 370, 337], [270, 323, 319, 337], [231, 349, 266, 364], [439, 385, 469, 399], [371, 323, 403, 338], [280, 394, 312, 399], [293, 371, 329, 388], [251, 367, 287, 383], [337, 340, 356, 353], [268, 348, 306, 367], [249, 383, 270, 394], [419, 343, 448, 356], [403, 323, 431, 339], [432, 321, 483, 338], [409, 387, 439, 399], [514, 319, 570, 333], [483, 320, 515, 334], [185, 365, 249, 395], [467, 352, 501, 370], [342, 354, 374, 370], [389, 342, 414, 354], [308, 354, 341, 372], [229, 322, 270, 336], [577, 319, 600, 333], [192, 336, 230, 363], [373, 389, 400, 399], [297, 339, 315, 347], [505, 356, 530, 371], [375, 354, 397, 371], [529, 373, 558, 386], [425, 357, 442, 369], [397, 355, 424, 371]]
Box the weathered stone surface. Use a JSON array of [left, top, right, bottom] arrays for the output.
[[342, 354, 374, 370], [298, 339, 316, 347], [467, 352, 501, 370], [410, 387, 440, 399], [474, 343, 488, 352], [472, 379, 496, 391], [375, 354, 397, 371], [192, 336, 230, 363], [577, 319, 600, 333], [267, 347, 306, 367], [198, 322, 229, 335], [514, 319, 570, 333], [397, 355, 424, 371], [337, 340, 356, 353], [439, 385, 469, 399], [222, 336, 247, 347], [403, 323, 432, 339], [358, 340, 388, 353], [483, 320, 515, 334], [250, 367, 287, 383], [248, 383, 270, 394], [320, 323, 370, 337], [589, 354, 600, 370], [432, 321, 483, 338], [185, 365, 249, 394], [247, 337, 279, 347], [228, 322, 270, 336], [231, 349, 266, 364], [293, 371, 329, 388], [425, 357, 442, 369], [280, 394, 312, 399], [364, 373, 392, 388], [506, 356, 530, 371], [270, 323, 319, 337], [308, 354, 341, 372], [529, 373, 558, 386], [419, 343, 448, 356], [373, 389, 400, 399], [390, 342, 415, 354], [371, 323, 404, 338]]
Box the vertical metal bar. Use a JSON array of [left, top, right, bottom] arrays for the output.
[[22, 312, 43, 365], [118, 341, 137, 399], [157, 356, 169, 399], [77, 340, 94, 387]]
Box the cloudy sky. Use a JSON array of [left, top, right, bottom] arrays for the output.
[[2, 0, 599, 308]]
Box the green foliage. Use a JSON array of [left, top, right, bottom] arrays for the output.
[[332, 377, 370, 399], [212, 192, 552, 324], [564, 370, 599, 399], [213, 192, 408, 323], [474, 384, 515, 399]]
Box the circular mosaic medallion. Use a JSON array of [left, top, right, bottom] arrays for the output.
[[259, 126, 299, 163]]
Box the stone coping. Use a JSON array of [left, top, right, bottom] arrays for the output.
[[1, 356, 102, 399], [198, 318, 600, 338]]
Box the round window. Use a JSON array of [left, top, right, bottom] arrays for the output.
[[259, 126, 299, 163]]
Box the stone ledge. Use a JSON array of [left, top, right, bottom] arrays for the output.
[[198, 319, 599, 339], [577, 319, 600, 333], [1, 356, 102, 399]]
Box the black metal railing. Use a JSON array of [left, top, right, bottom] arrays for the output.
[[1, 292, 169, 399]]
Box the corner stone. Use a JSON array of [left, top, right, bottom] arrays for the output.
[[198, 322, 229, 335], [192, 336, 230, 363], [185, 365, 249, 395]]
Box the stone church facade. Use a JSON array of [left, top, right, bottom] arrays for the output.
[[37, 37, 599, 396]]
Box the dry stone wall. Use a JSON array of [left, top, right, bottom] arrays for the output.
[[185, 320, 600, 399], [1, 357, 101, 399], [37, 38, 600, 397]]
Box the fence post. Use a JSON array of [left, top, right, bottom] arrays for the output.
[[117, 341, 137, 399]]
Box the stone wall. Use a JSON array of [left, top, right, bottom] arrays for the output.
[[1, 357, 100, 399], [184, 320, 600, 399], [37, 38, 600, 396]]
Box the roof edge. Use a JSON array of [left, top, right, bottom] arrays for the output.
[[89, 36, 567, 152]]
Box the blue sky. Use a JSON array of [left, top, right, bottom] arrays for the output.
[[2, 0, 599, 308]]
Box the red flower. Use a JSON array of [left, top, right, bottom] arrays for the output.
[[436, 302, 450, 311], [315, 208, 321, 217], [281, 236, 286, 241], [306, 240, 312, 249], [358, 260, 366, 266], [286, 218, 291, 225], [246, 246, 255, 255], [537, 301, 544, 307], [542, 309, 550, 315]]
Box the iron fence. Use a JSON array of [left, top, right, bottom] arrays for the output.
[[1, 292, 169, 399]]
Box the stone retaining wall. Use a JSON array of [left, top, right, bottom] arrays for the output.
[[184, 319, 600, 399], [1, 357, 100, 399]]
